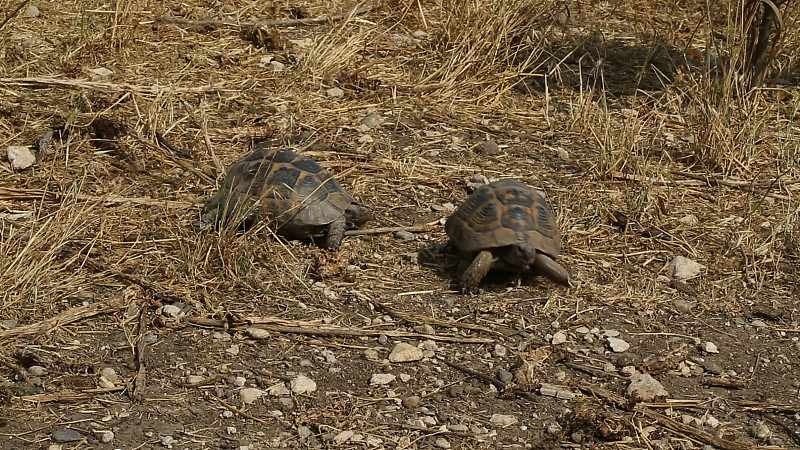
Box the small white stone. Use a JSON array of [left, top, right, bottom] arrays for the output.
[[89, 67, 113, 78], [7, 146, 36, 170], [551, 331, 567, 345], [246, 327, 270, 339], [239, 387, 265, 405], [489, 413, 518, 427], [95, 430, 114, 443], [607, 337, 630, 352], [267, 383, 291, 396], [226, 345, 240, 356], [270, 60, 286, 71], [666, 256, 705, 280], [326, 87, 344, 98], [434, 437, 451, 448], [333, 430, 354, 444], [702, 341, 719, 354], [161, 304, 183, 318], [290, 375, 317, 394], [234, 376, 246, 387], [627, 372, 669, 402], [370, 373, 396, 385], [22, 5, 40, 17], [184, 375, 205, 384], [388, 343, 424, 363], [680, 214, 699, 226]]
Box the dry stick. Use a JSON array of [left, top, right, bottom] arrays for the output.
[[211, 395, 270, 425], [19, 386, 125, 404], [0, 356, 28, 382], [0, 186, 192, 208], [0, 296, 140, 343], [345, 221, 440, 236], [247, 324, 493, 344], [0, 0, 29, 31], [0, 77, 234, 95], [131, 307, 148, 403], [570, 380, 753, 450], [365, 295, 507, 339], [441, 359, 537, 401], [155, 5, 374, 28]]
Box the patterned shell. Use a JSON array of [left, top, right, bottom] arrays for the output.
[[206, 148, 354, 228], [445, 179, 560, 257]]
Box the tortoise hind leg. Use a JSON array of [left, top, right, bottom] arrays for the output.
[[532, 254, 572, 287], [459, 250, 495, 294], [324, 216, 347, 250]]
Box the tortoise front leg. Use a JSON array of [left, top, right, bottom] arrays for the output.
[[532, 254, 572, 287], [324, 216, 347, 250], [459, 250, 495, 294]]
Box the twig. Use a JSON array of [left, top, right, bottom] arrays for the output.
[[251, 368, 293, 382], [0, 77, 234, 95], [442, 358, 537, 401], [0, 186, 192, 208], [739, 401, 800, 413], [0, 0, 29, 31], [20, 386, 125, 403], [0, 296, 141, 344], [0, 356, 28, 382], [211, 395, 270, 424], [128, 131, 215, 184], [131, 307, 148, 403], [245, 324, 493, 344], [345, 221, 440, 236], [363, 294, 507, 339], [155, 5, 374, 29], [379, 421, 476, 438]]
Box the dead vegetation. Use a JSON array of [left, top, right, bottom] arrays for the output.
[[1, 0, 800, 448]]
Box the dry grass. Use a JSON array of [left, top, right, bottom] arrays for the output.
[[1, 0, 799, 447]]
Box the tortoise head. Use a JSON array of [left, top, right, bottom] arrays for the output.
[[500, 241, 538, 267]]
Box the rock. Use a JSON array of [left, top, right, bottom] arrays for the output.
[[399, 373, 411, 382], [234, 376, 246, 387], [701, 341, 719, 354], [239, 388, 265, 404], [52, 429, 83, 443], [702, 360, 723, 375], [297, 425, 313, 439], [7, 146, 36, 170], [184, 375, 205, 384], [607, 337, 630, 352], [750, 421, 770, 440], [361, 113, 383, 129], [412, 30, 429, 38], [413, 324, 435, 335], [489, 413, 518, 427], [497, 369, 513, 384], [89, 67, 113, 81], [267, 383, 291, 396], [388, 343, 423, 363], [556, 148, 570, 160], [474, 140, 501, 155], [447, 385, 463, 398], [246, 327, 270, 339], [751, 319, 767, 328], [627, 372, 669, 402], [22, 4, 40, 17], [706, 415, 720, 428], [28, 365, 47, 376], [672, 299, 693, 313], [99, 367, 118, 381], [680, 214, 699, 226], [370, 373, 396, 385], [394, 230, 417, 241], [160, 435, 174, 446], [326, 87, 344, 98], [333, 430, 354, 444], [161, 304, 183, 318], [434, 437, 451, 448], [225, 345, 240, 356], [551, 331, 567, 345], [666, 256, 705, 280], [402, 395, 420, 408], [466, 174, 490, 191], [290, 375, 317, 394], [364, 349, 380, 361], [270, 60, 285, 71], [390, 33, 414, 45], [95, 430, 114, 443]]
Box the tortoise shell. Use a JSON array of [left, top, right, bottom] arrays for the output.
[[204, 147, 356, 237], [445, 179, 560, 260]]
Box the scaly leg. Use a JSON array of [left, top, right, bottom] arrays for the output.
[[459, 250, 495, 294]]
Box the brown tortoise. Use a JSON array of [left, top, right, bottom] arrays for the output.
[[445, 179, 571, 293], [202, 143, 369, 249]]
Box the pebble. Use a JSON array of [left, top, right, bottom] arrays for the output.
[[234, 376, 246, 387], [226, 345, 240, 356], [23, 4, 40, 17], [497, 369, 513, 384], [434, 437, 451, 448], [160, 435, 174, 446], [290, 375, 317, 394], [680, 214, 699, 226], [474, 140, 501, 155], [100, 367, 118, 381], [672, 299, 693, 313], [413, 324, 435, 335], [556, 148, 570, 160], [701, 341, 719, 353], [333, 430, 354, 444], [326, 87, 344, 98], [246, 327, 270, 339], [362, 113, 383, 129], [239, 387, 265, 404], [399, 373, 411, 382], [28, 365, 47, 376], [574, 326, 590, 334], [627, 372, 669, 402], [666, 256, 705, 280], [364, 349, 380, 361], [447, 385, 463, 398], [7, 146, 36, 170], [702, 360, 723, 375], [750, 421, 770, 440], [394, 230, 417, 241], [268, 384, 290, 396], [607, 337, 630, 352], [551, 331, 567, 345], [706, 415, 720, 428], [95, 430, 114, 443], [52, 429, 83, 443], [388, 343, 423, 363], [751, 319, 767, 328], [490, 413, 518, 427], [370, 373, 396, 385], [161, 304, 183, 318], [184, 375, 205, 385], [297, 425, 313, 439], [493, 344, 507, 357], [402, 396, 420, 408], [89, 67, 113, 81], [270, 60, 285, 71], [412, 30, 428, 38]]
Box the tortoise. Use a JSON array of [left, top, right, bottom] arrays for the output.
[[202, 144, 369, 249], [445, 179, 570, 293]]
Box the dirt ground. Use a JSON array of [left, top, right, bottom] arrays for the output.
[[1, 0, 800, 449]]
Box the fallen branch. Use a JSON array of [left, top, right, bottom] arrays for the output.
[[0, 77, 235, 95], [155, 5, 374, 29], [131, 307, 148, 403], [0, 186, 192, 208], [0, 296, 141, 344], [246, 324, 493, 344], [20, 386, 125, 403], [441, 359, 537, 401], [212, 395, 270, 424], [345, 221, 440, 236]]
